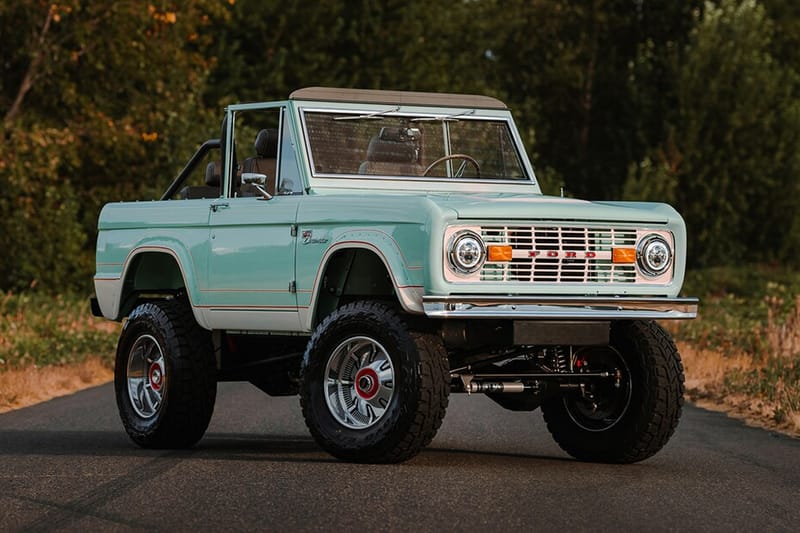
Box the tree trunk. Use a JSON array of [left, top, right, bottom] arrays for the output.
[[4, 7, 54, 126]]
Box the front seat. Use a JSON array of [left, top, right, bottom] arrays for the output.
[[358, 127, 423, 176], [240, 128, 278, 196]]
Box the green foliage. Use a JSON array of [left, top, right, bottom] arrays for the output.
[[206, 0, 492, 106], [0, 292, 119, 370], [479, 0, 702, 200], [624, 0, 800, 267], [622, 156, 679, 205], [0, 1, 227, 292], [675, 265, 800, 355], [2, 0, 800, 289], [0, 127, 86, 291]]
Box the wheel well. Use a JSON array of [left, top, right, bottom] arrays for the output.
[[119, 252, 186, 318], [313, 248, 397, 327]]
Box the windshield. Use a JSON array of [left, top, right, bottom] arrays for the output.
[[302, 111, 528, 181]]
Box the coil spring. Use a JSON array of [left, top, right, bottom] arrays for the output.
[[536, 346, 570, 373], [552, 346, 569, 373]]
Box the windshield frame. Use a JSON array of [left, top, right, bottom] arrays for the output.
[[293, 100, 540, 193]]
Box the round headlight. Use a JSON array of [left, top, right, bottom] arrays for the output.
[[448, 231, 486, 274], [637, 234, 672, 277]]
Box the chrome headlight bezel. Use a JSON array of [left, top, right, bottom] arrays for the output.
[[637, 234, 673, 277], [448, 230, 486, 275]]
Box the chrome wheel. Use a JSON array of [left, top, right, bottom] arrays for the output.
[[324, 336, 395, 430], [126, 334, 166, 419]]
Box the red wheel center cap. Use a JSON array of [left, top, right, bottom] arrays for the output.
[[355, 368, 380, 400], [149, 363, 163, 391]]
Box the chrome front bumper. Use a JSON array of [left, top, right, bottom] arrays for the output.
[[422, 295, 699, 320]]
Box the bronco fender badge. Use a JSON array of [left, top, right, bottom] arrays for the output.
[[301, 230, 329, 245]]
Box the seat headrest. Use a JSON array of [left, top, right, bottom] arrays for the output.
[[366, 137, 416, 164], [366, 130, 418, 164], [205, 161, 221, 187], [379, 127, 419, 142], [254, 129, 279, 158]]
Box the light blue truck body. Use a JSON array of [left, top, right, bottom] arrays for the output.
[[94, 88, 697, 333], [96, 87, 697, 464]]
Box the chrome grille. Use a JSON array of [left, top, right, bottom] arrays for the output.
[[480, 226, 637, 283]]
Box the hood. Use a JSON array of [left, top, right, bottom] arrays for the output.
[[425, 193, 677, 224]]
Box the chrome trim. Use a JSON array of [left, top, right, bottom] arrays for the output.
[[469, 225, 675, 285], [448, 230, 486, 274], [422, 295, 698, 320], [637, 233, 672, 277]]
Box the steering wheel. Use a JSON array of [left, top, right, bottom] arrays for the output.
[[423, 154, 481, 178]]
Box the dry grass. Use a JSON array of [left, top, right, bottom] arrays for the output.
[[0, 292, 119, 413], [680, 343, 775, 429], [0, 357, 113, 414], [679, 342, 753, 392], [675, 289, 800, 437], [0, 291, 119, 369], [765, 294, 800, 359]]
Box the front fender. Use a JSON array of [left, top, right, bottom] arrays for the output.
[[298, 228, 425, 331]]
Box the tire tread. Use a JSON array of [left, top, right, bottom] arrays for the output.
[[115, 298, 216, 449], [300, 301, 449, 463], [543, 320, 684, 463]]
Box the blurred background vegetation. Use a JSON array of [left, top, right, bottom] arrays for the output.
[[1, 0, 799, 428], [3, 0, 800, 291]]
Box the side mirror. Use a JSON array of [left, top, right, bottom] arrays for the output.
[[242, 172, 267, 185], [241, 173, 272, 200]]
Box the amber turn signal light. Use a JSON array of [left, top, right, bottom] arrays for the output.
[[612, 247, 637, 264], [488, 245, 513, 262]]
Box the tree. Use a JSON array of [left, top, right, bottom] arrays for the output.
[[478, 0, 701, 199], [0, 0, 228, 291], [625, 0, 800, 266], [205, 0, 492, 107]]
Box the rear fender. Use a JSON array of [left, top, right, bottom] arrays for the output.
[[94, 244, 209, 328]]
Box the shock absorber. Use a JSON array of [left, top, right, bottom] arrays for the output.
[[465, 381, 526, 393]]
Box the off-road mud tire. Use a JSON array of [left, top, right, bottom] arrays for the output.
[[542, 320, 684, 463], [114, 298, 217, 448], [300, 301, 449, 463]]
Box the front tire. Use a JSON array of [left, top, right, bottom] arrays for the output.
[[300, 301, 449, 463], [114, 299, 217, 448], [542, 320, 684, 463]]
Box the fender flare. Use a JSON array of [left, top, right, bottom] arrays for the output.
[[96, 243, 210, 329], [301, 230, 424, 331]]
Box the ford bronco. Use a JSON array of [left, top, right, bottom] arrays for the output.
[[92, 87, 698, 463]]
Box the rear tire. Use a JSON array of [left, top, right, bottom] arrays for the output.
[[300, 301, 449, 463], [542, 320, 684, 463], [114, 299, 217, 448]]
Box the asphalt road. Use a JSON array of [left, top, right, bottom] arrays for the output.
[[1, 382, 798, 532]]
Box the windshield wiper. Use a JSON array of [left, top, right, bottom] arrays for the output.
[[333, 106, 400, 121], [411, 109, 476, 122]]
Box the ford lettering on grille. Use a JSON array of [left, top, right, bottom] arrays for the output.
[[480, 225, 637, 283], [528, 250, 599, 259]]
